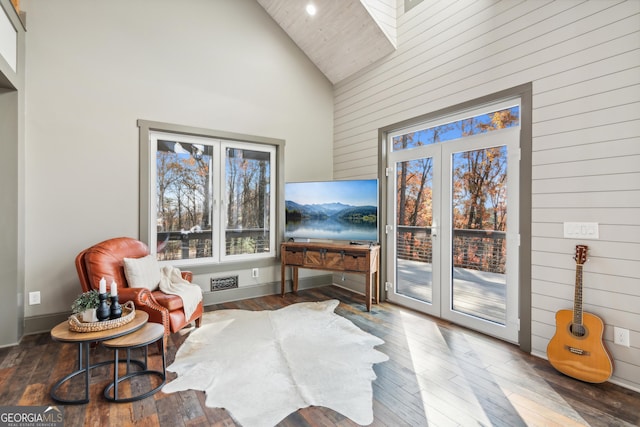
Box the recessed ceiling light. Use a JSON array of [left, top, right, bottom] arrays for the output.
[[306, 3, 317, 16]]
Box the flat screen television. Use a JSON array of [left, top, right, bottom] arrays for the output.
[[285, 179, 378, 243]]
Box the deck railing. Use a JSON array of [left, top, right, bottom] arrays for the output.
[[157, 229, 269, 260], [396, 226, 506, 274], [157, 226, 505, 273]]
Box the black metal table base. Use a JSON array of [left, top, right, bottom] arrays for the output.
[[103, 336, 166, 402], [50, 342, 144, 405]]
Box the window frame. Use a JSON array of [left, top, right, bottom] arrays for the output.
[[388, 102, 520, 152], [138, 120, 285, 271], [219, 140, 277, 263]]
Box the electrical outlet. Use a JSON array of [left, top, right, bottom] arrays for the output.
[[251, 268, 259, 278], [29, 291, 41, 305], [613, 326, 630, 347]]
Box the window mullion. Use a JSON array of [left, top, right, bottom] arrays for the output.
[[212, 142, 222, 263]]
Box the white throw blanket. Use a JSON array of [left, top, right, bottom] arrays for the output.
[[159, 265, 202, 321]]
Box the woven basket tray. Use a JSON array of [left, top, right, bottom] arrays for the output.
[[68, 301, 135, 333]]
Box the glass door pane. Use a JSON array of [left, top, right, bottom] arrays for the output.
[[224, 146, 272, 257], [155, 138, 214, 261], [387, 100, 520, 343], [450, 145, 508, 325], [395, 157, 434, 304]]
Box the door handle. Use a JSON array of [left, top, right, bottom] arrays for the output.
[[431, 221, 438, 237]]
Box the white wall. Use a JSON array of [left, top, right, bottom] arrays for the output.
[[333, 0, 640, 391], [20, 0, 334, 318]]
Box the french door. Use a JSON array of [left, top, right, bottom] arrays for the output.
[[386, 102, 520, 343]]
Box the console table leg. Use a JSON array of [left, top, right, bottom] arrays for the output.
[[366, 274, 372, 312], [292, 267, 299, 293]]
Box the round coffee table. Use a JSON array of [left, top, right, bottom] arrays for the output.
[[50, 311, 149, 404], [102, 322, 166, 402]]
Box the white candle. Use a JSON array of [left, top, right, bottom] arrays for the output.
[[99, 277, 107, 294], [110, 280, 118, 296]]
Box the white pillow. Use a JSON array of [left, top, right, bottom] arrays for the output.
[[123, 254, 161, 291]]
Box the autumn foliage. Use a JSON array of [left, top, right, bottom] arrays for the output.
[[395, 107, 518, 273]]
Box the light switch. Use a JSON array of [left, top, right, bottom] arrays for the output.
[[563, 222, 599, 239]]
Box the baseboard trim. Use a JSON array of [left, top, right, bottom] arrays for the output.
[[0, 338, 21, 349], [530, 349, 640, 394], [22, 275, 333, 336], [24, 312, 70, 336], [203, 275, 332, 305]]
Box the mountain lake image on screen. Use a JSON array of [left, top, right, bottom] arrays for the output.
[[284, 179, 378, 243]]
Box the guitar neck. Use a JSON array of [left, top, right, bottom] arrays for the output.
[[573, 264, 583, 325]]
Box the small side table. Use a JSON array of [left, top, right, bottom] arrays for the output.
[[102, 322, 166, 402], [50, 311, 149, 405]]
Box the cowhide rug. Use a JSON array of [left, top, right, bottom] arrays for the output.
[[162, 299, 388, 427]]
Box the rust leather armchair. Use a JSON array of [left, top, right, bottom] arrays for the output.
[[75, 237, 203, 337]]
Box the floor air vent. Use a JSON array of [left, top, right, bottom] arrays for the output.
[[210, 275, 239, 291]]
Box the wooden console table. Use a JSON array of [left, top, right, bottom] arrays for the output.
[[280, 241, 380, 311]]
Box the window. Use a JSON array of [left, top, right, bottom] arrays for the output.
[[392, 106, 520, 151], [138, 121, 283, 267]]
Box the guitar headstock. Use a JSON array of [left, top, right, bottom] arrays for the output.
[[574, 245, 588, 265]]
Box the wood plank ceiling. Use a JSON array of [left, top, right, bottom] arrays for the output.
[[256, 0, 397, 84]]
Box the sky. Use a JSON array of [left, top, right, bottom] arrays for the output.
[[393, 106, 520, 150], [285, 179, 378, 206]]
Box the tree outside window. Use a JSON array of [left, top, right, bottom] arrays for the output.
[[394, 106, 519, 273], [150, 132, 276, 265]]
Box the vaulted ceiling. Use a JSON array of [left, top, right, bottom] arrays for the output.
[[256, 0, 397, 84]]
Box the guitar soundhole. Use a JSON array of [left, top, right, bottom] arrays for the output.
[[570, 323, 587, 338]]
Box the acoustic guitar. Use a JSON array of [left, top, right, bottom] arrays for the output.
[[546, 244, 613, 383]]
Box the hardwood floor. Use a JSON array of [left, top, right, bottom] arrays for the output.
[[1, 285, 638, 426]]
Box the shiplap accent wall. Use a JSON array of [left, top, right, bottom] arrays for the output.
[[362, 0, 397, 47], [0, 2, 16, 72], [333, 0, 640, 391]]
